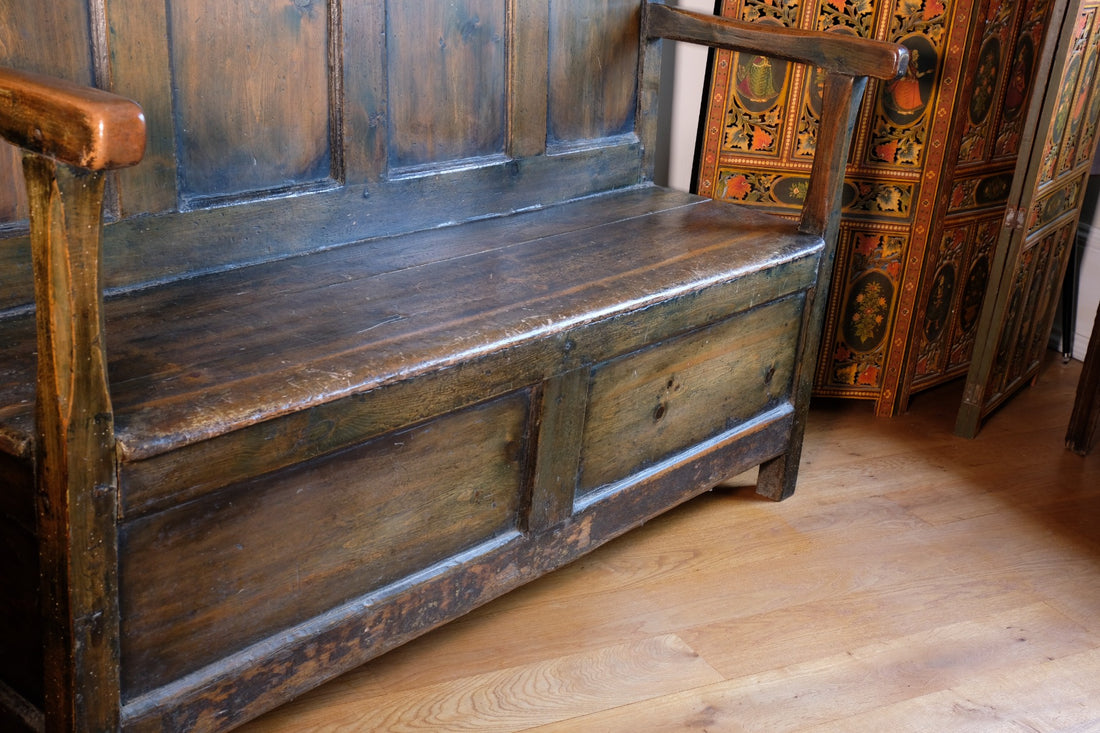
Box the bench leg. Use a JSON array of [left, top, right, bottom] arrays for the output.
[[755, 437, 803, 501]]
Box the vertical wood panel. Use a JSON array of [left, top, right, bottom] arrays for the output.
[[508, 0, 550, 157], [548, 0, 639, 146], [387, 0, 508, 170], [529, 368, 589, 532], [0, 1, 93, 82], [342, 0, 388, 183], [169, 0, 333, 201], [0, 0, 93, 225], [106, 0, 179, 216], [0, 142, 26, 222]]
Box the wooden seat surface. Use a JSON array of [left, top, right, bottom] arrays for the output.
[[0, 185, 821, 487]]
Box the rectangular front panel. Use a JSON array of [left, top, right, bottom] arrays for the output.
[[547, 0, 639, 146], [578, 295, 803, 494], [168, 0, 334, 201], [386, 0, 507, 170], [118, 392, 530, 698]]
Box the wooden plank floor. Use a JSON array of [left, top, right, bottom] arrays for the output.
[[241, 353, 1100, 732]]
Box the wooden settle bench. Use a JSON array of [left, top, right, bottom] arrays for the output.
[[0, 2, 905, 730]]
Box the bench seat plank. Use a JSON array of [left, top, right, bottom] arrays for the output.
[[0, 186, 821, 478]]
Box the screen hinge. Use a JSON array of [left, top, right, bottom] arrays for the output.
[[1003, 206, 1026, 230], [962, 381, 984, 407]]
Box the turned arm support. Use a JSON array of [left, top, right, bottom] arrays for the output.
[[643, 1, 908, 238]]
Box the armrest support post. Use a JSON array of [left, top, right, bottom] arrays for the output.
[[643, 0, 907, 499], [1, 67, 144, 731], [25, 154, 122, 733], [25, 152, 122, 730]]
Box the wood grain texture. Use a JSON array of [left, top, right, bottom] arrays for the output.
[[104, 0, 178, 215], [0, 141, 26, 220], [119, 394, 531, 697], [24, 155, 122, 731], [119, 410, 794, 732], [168, 0, 332, 199], [0, 68, 145, 171], [507, 0, 550, 158], [386, 0, 507, 169], [0, 189, 821, 473], [529, 368, 590, 532], [340, 0, 386, 183], [579, 296, 801, 492], [240, 356, 1100, 732], [261, 635, 723, 732], [548, 0, 640, 145], [539, 604, 1097, 732], [0, 138, 646, 315]]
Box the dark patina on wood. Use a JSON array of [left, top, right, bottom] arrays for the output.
[[0, 3, 905, 731]]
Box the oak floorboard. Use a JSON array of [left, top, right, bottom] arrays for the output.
[[239, 635, 723, 732], [241, 353, 1100, 732], [802, 646, 1100, 732], [530, 604, 1099, 732]]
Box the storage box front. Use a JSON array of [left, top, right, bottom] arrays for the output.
[[578, 296, 803, 495], [117, 392, 531, 699]]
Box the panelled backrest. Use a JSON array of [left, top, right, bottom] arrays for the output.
[[0, 0, 649, 313]]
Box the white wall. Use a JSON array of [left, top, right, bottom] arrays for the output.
[[654, 0, 713, 192], [1075, 184, 1100, 361]]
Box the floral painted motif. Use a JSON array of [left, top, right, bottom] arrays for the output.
[[844, 180, 913, 216], [849, 280, 890, 345], [717, 170, 784, 202], [827, 231, 906, 389], [739, 0, 801, 26]]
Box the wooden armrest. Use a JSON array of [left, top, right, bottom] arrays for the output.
[[0, 67, 145, 171], [643, 1, 908, 238], [644, 1, 908, 82]]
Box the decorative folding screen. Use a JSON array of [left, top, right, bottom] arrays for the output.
[[697, 0, 1092, 417]]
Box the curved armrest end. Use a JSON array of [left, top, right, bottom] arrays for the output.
[[0, 67, 146, 171]]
